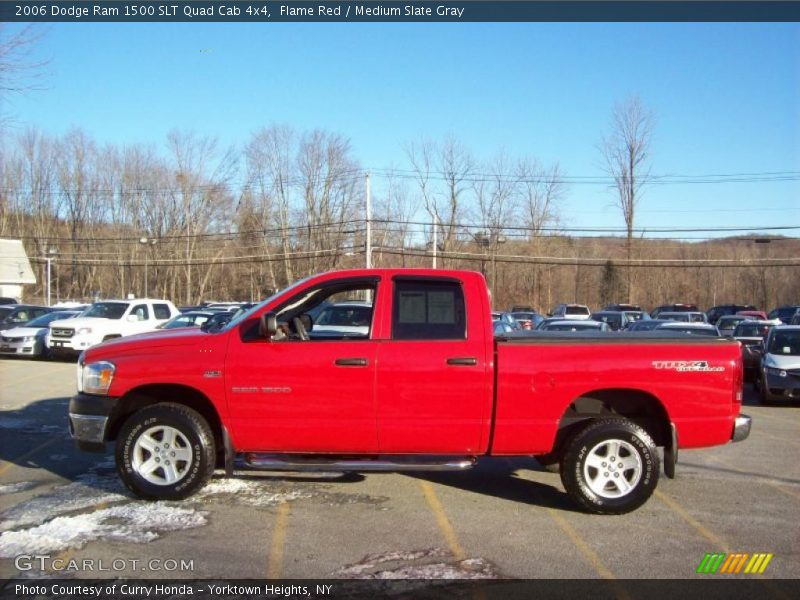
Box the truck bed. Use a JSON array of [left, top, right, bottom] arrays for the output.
[[491, 331, 742, 454]]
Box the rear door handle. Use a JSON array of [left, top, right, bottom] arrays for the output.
[[447, 357, 477, 366], [335, 357, 368, 367]]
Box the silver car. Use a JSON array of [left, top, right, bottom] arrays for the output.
[[0, 310, 82, 358]]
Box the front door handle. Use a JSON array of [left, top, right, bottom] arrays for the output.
[[447, 357, 477, 366], [335, 357, 368, 367]]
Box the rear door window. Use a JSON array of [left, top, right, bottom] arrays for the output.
[[153, 304, 172, 319], [392, 280, 466, 340]]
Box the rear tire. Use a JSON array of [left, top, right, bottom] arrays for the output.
[[560, 417, 659, 515], [116, 403, 215, 500]]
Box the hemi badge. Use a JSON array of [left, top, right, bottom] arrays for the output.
[[203, 370, 222, 378]]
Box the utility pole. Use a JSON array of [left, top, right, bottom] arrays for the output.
[[365, 172, 372, 269], [139, 236, 157, 297], [43, 247, 58, 306], [432, 215, 438, 269], [45, 256, 52, 306]]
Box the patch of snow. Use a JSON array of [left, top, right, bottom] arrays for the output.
[[0, 472, 127, 532], [0, 482, 37, 495], [336, 548, 501, 579], [197, 478, 311, 506], [0, 503, 206, 557]]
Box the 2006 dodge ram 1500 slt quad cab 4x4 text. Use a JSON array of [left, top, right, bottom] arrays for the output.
[[69, 269, 750, 514]]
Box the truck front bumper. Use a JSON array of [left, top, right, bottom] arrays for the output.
[[68, 393, 119, 452], [731, 415, 752, 443]]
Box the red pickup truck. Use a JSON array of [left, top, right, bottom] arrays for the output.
[[69, 269, 750, 514]]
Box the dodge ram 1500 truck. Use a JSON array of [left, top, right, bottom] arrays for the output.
[[69, 269, 750, 514]]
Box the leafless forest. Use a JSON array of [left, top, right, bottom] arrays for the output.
[[1, 126, 798, 311]]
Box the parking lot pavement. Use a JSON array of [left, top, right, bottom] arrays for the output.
[[0, 358, 798, 580]]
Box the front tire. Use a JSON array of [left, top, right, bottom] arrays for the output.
[[116, 403, 215, 500], [560, 417, 659, 515]]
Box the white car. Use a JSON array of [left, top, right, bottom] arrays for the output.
[[0, 310, 82, 358], [47, 299, 179, 355], [658, 311, 708, 323], [311, 301, 372, 336], [758, 325, 800, 404], [549, 304, 592, 320]]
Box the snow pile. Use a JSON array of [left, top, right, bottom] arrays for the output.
[[0, 472, 127, 532], [0, 482, 37, 495], [198, 478, 311, 506], [336, 548, 500, 579], [0, 503, 206, 557]]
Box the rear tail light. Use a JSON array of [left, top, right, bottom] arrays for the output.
[[733, 356, 743, 406]]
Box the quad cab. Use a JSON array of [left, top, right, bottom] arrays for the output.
[[69, 269, 750, 514]]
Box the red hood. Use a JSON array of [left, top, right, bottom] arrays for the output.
[[81, 327, 222, 362]]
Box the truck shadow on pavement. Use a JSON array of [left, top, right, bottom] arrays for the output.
[[407, 457, 585, 513], [0, 397, 365, 497]]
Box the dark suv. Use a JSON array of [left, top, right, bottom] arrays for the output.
[[602, 303, 643, 312], [767, 305, 800, 324], [706, 304, 757, 325]]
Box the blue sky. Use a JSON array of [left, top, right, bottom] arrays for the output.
[[5, 22, 799, 236]]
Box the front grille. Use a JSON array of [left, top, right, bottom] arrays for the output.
[[51, 328, 75, 338]]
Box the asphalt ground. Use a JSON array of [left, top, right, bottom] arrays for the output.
[[0, 358, 798, 581]]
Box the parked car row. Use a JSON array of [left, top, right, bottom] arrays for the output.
[[504, 300, 800, 328]]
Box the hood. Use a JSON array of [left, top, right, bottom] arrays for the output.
[[81, 327, 220, 362], [1, 326, 45, 338], [49, 316, 116, 330], [765, 353, 800, 370]]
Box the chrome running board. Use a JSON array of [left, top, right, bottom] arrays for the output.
[[241, 454, 476, 472]]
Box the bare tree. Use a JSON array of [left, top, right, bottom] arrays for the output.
[[600, 96, 654, 302], [405, 135, 475, 264], [0, 25, 48, 127], [516, 159, 566, 308], [474, 151, 517, 290]]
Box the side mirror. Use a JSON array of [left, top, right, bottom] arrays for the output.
[[126, 314, 138, 322], [259, 312, 278, 339]]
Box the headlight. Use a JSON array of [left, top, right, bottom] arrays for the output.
[[765, 367, 787, 378], [23, 336, 36, 342], [80, 361, 116, 395], [76, 327, 93, 335]]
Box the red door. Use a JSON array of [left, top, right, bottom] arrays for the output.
[[375, 277, 493, 454], [225, 337, 378, 452]]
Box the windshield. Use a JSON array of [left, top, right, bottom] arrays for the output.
[[565, 306, 589, 316], [0, 307, 11, 320], [719, 317, 745, 328], [163, 314, 210, 329], [83, 302, 129, 319], [220, 276, 314, 332], [734, 323, 771, 338], [26, 312, 75, 328], [768, 331, 800, 356]]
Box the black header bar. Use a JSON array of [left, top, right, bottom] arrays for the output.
[[2, 1, 800, 23]]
